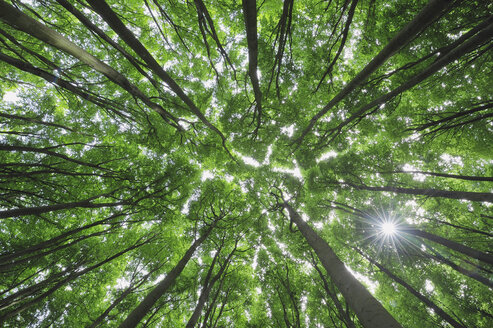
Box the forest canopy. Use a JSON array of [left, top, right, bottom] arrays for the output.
[[0, 0, 492, 327]]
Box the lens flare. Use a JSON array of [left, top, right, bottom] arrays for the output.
[[381, 222, 396, 236]]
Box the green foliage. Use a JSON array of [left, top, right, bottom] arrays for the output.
[[0, 0, 492, 327]]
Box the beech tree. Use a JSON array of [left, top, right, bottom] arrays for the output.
[[0, 0, 492, 327]]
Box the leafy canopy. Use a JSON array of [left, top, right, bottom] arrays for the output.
[[0, 0, 492, 327]]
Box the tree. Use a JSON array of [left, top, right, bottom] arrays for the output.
[[0, 0, 492, 327]]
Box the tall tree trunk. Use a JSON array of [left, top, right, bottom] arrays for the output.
[[187, 240, 235, 328], [118, 225, 215, 328], [425, 249, 493, 288], [85, 0, 227, 144], [356, 248, 466, 328], [0, 213, 125, 264], [295, 0, 451, 145], [0, 236, 151, 322], [309, 253, 357, 328], [403, 228, 493, 265], [381, 169, 493, 182], [0, 1, 180, 127], [326, 18, 493, 142], [283, 202, 402, 328], [347, 182, 493, 203], [0, 195, 120, 219], [241, 0, 263, 133]]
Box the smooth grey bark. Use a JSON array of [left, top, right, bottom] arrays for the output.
[[0, 195, 120, 219], [88, 268, 158, 328], [0, 1, 180, 127], [0, 237, 150, 322], [241, 0, 263, 133], [403, 228, 493, 265], [310, 253, 357, 328], [324, 19, 493, 143], [295, 0, 451, 145], [187, 239, 236, 328], [85, 0, 228, 146], [0, 144, 110, 171], [0, 213, 124, 264], [283, 202, 402, 328], [347, 182, 493, 203], [425, 248, 493, 288], [381, 169, 493, 182], [118, 225, 215, 328], [357, 249, 466, 328]]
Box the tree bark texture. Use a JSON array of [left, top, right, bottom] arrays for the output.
[[296, 0, 452, 144], [283, 202, 402, 328], [348, 183, 493, 203], [357, 249, 466, 328], [118, 225, 215, 328], [0, 1, 179, 126], [403, 228, 493, 265]]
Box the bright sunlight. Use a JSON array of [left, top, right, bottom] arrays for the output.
[[381, 222, 397, 236]]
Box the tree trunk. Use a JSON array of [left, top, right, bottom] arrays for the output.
[[118, 225, 215, 328], [241, 0, 263, 133], [283, 202, 402, 328], [327, 19, 493, 141], [0, 0, 179, 127], [0, 237, 150, 322], [187, 241, 235, 328], [425, 250, 493, 288], [310, 255, 357, 328], [0, 213, 124, 264], [403, 228, 493, 265], [381, 169, 493, 182], [86, 0, 226, 142], [0, 196, 120, 219], [347, 182, 493, 203], [356, 248, 466, 328], [295, 0, 451, 145]]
